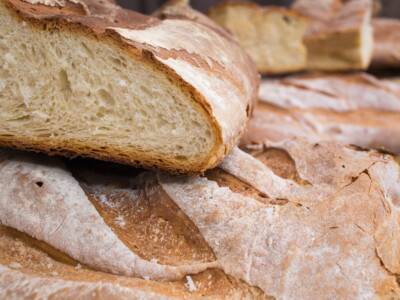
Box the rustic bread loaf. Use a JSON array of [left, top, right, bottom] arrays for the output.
[[292, 0, 374, 71], [208, 1, 308, 74], [243, 73, 400, 154], [371, 18, 400, 69], [0, 0, 258, 173], [2, 140, 400, 299]]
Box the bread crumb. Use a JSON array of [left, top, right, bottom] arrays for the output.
[[185, 275, 197, 292], [143, 275, 150, 280], [51, 271, 59, 276], [75, 263, 82, 270]]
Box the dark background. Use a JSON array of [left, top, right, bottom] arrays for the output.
[[117, 0, 400, 18]]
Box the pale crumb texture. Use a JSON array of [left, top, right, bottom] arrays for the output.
[[0, 0, 258, 172], [209, 2, 308, 74]]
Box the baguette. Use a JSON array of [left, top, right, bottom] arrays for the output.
[[2, 140, 400, 299], [208, 1, 308, 74], [371, 18, 400, 69], [292, 0, 374, 71], [242, 73, 400, 153], [0, 0, 259, 173]]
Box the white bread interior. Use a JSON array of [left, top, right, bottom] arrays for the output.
[[209, 2, 308, 74], [0, 0, 258, 173]]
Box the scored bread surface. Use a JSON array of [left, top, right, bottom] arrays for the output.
[[0, 0, 259, 173], [1, 138, 400, 299], [243, 73, 400, 154]]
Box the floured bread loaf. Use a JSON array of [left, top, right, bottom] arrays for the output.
[[0, 150, 268, 299], [371, 18, 400, 69], [2, 140, 400, 299], [0, 0, 258, 173], [243, 73, 400, 154], [208, 1, 308, 74], [292, 0, 373, 71]]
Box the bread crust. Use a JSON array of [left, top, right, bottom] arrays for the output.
[[0, 0, 259, 173], [2, 140, 400, 299], [242, 73, 400, 154]]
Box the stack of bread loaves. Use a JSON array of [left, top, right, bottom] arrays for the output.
[[210, 0, 400, 74], [1, 0, 400, 300]]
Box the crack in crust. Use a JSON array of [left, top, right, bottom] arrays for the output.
[[1, 139, 400, 299]]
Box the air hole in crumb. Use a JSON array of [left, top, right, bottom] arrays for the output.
[[59, 69, 72, 93], [97, 89, 115, 107], [35, 181, 43, 187], [283, 15, 292, 24], [175, 155, 187, 161]]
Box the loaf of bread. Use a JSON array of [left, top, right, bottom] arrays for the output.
[[2, 139, 400, 299], [292, 0, 374, 71], [242, 73, 400, 153], [208, 1, 308, 74], [0, 0, 259, 173], [371, 18, 400, 68]]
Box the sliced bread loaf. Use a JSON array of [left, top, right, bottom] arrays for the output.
[[293, 0, 374, 71], [208, 1, 308, 74], [0, 0, 259, 173]]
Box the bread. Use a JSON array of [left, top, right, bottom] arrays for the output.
[[371, 18, 400, 69], [1, 140, 400, 299], [292, 0, 374, 71], [0, 0, 259, 173], [208, 1, 308, 74], [242, 73, 400, 154]]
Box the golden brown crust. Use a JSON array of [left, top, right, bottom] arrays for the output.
[[0, 225, 268, 299], [1, 0, 258, 173], [2, 141, 400, 298]]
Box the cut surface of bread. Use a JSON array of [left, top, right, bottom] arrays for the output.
[[2, 139, 400, 299], [292, 0, 373, 71], [371, 18, 400, 69], [209, 1, 308, 74], [0, 0, 258, 173], [242, 73, 400, 154]]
